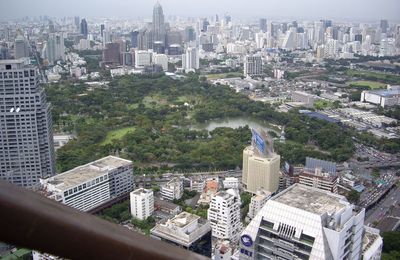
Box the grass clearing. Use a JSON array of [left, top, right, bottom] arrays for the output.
[[143, 95, 168, 108], [101, 127, 135, 145], [347, 80, 386, 90], [205, 72, 243, 80]]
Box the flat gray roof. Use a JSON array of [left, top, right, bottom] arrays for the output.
[[274, 184, 347, 215], [47, 156, 132, 191]]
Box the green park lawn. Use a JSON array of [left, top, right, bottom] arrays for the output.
[[101, 127, 135, 145], [347, 80, 386, 90]]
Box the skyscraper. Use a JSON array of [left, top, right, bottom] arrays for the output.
[[42, 33, 66, 65], [80, 18, 88, 38], [152, 2, 166, 43], [0, 59, 55, 187], [14, 35, 29, 59], [380, 19, 388, 34], [259, 18, 267, 32]]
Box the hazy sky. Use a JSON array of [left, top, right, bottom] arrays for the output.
[[0, 0, 399, 21]]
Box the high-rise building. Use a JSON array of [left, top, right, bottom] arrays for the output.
[[182, 47, 199, 72], [184, 26, 196, 42], [299, 157, 339, 193], [100, 24, 105, 38], [80, 18, 88, 38], [259, 19, 267, 33], [380, 19, 389, 34], [244, 55, 263, 77], [102, 42, 121, 67], [42, 33, 66, 65], [208, 189, 242, 241], [161, 177, 183, 201], [40, 156, 133, 212], [0, 44, 10, 60], [238, 184, 383, 260], [130, 30, 139, 48], [130, 188, 154, 220], [14, 35, 29, 59], [74, 16, 80, 32], [150, 212, 212, 257], [242, 129, 280, 194], [152, 2, 166, 43], [0, 60, 55, 187]]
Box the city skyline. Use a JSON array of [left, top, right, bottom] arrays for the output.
[[0, 0, 399, 21]]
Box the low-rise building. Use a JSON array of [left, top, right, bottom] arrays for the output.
[[130, 188, 154, 220], [161, 178, 183, 201], [247, 190, 271, 220], [223, 177, 239, 189], [361, 87, 400, 108], [299, 157, 338, 193], [150, 212, 212, 257]]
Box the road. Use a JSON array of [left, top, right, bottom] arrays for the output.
[[365, 186, 400, 225]]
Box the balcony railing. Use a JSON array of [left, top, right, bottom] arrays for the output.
[[0, 180, 208, 260]]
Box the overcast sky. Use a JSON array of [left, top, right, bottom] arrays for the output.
[[0, 0, 399, 21]]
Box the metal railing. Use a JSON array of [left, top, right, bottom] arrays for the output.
[[0, 180, 208, 260]]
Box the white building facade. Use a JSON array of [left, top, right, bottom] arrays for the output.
[[130, 188, 154, 220], [161, 178, 183, 201], [208, 189, 242, 241]]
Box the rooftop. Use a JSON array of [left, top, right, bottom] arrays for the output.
[[169, 212, 200, 228], [132, 188, 153, 196], [273, 184, 347, 215], [46, 156, 132, 191]]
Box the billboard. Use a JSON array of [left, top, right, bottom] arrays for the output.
[[251, 128, 266, 155]]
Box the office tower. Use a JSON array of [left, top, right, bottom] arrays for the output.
[[153, 54, 168, 71], [281, 29, 296, 50], [184, 26, 196, 42], [80, 18, 88, 38], [0, 44, 10, 60], [74, 16, 80, 32], [130, 188, 154, 220], [238, 184, 383, 260], [202, 19, 210, 32], [150, 212, 212, 257], [100, 24, 105, 38], [242, 129, 280, 194], [161, 177, 183, 201], [166, 31, 182, 46], [354, 34, 363, 43], [48, 21, 55, 33], [259, 19, 267, 32], [102, 42, 121, 67], [281, 22, 288, 34], [224, 14, 231, 25], [134, 50, 152, 68], [130, 30, 139, 48], [243, 55, 263, 77], [42, 33, 66, 65], [0, 60, 55, 187], [138, 29, 154, 50], [102, 30, 111, 46], [152, 2, 166, 43], [208, 189, 242, 241], [314, 21, 324, 44], [14, 35, 29, 59], [182, 47, 199, 72], [40, 156, 133, 212], [299, 157, 339, 193], [380, 19, 388, 34]]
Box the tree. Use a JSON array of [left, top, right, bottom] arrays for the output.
[[346, 190, 360, 204]]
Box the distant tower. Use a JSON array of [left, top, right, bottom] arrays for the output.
[[0, 60, 55, 187], [259, 18, 267, 32], [152, 2, 166, 43], [14, 34, 29, 59], [100, 24, 105, 38], [380, 19, 388, 34], [80, 18, 88, 38]]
